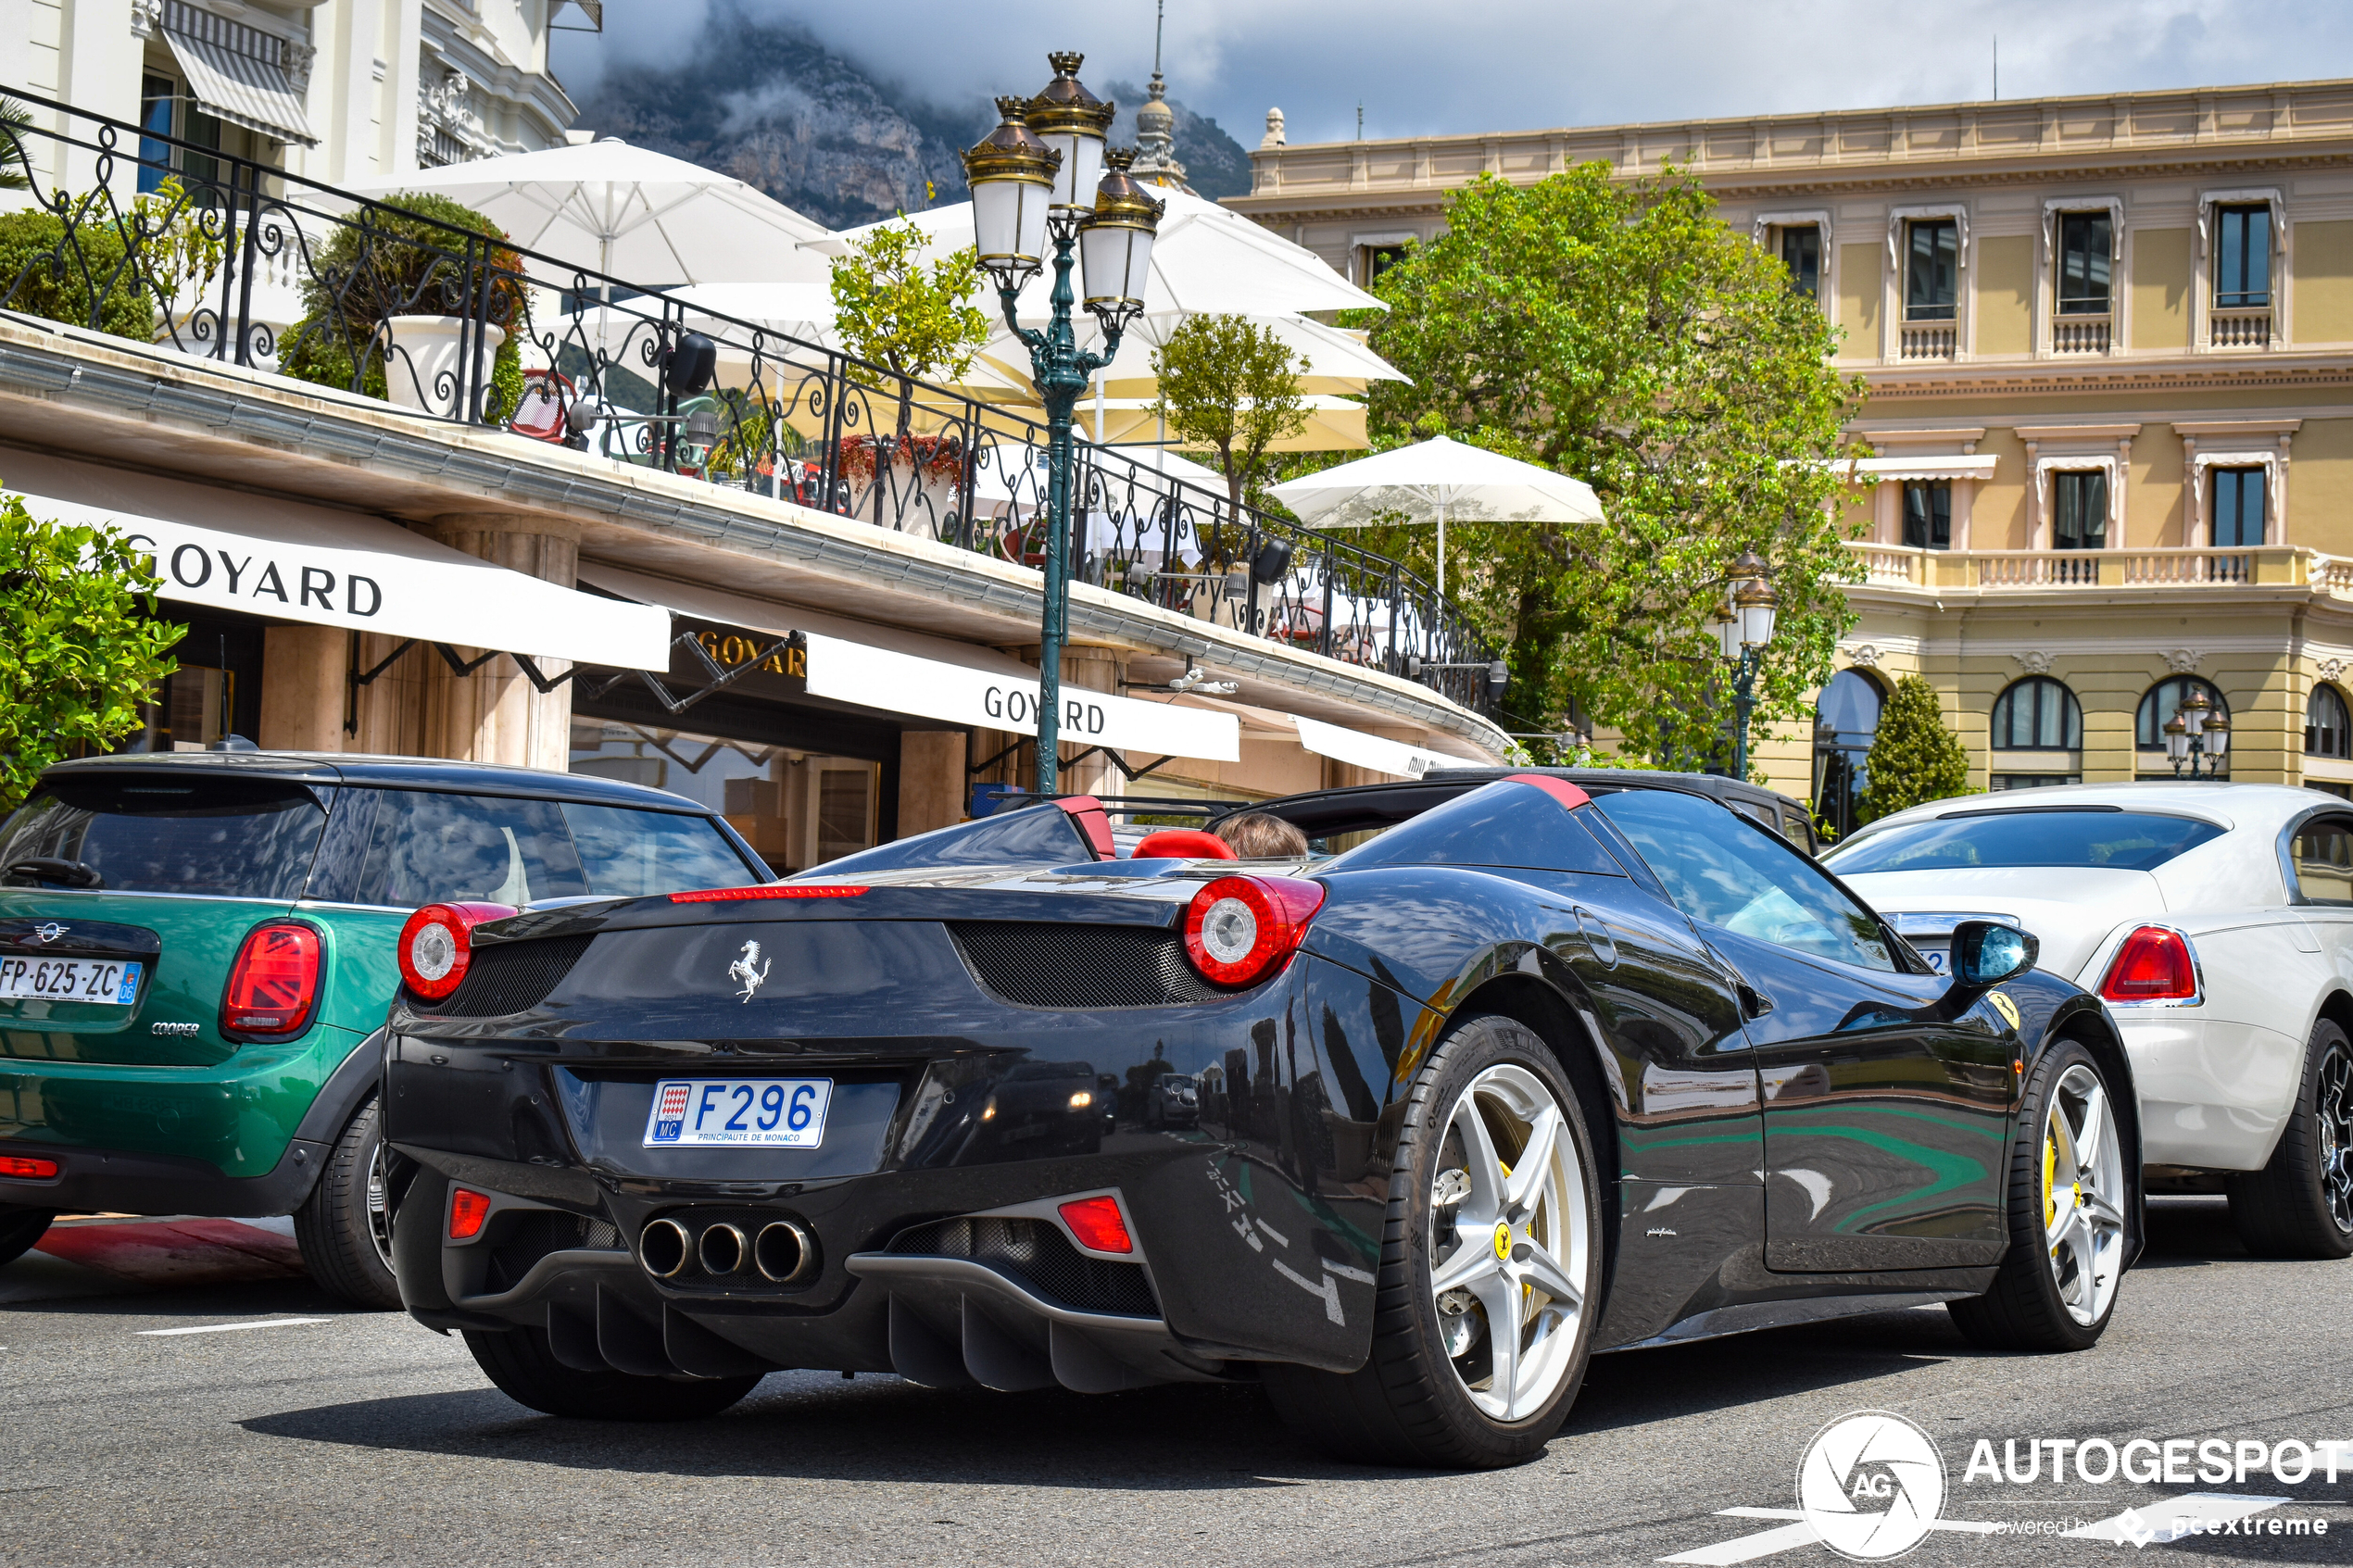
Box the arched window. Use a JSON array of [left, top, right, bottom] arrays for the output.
[[2309, 684, 2352, 759], [2135, 677, 2230, 749], [1990, 677, 2082, 750], [1813, 669, 1884, 840]]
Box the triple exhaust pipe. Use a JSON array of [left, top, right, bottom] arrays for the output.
[[639, 1216, 817, 1285]]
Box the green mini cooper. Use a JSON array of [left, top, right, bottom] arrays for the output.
[[0, 750, 767, 1305]]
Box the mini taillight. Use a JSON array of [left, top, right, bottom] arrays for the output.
[[1058, 1195, 1132, 1254], [669, 884, 868, 903], [2101, 926, 2198, 1002], [397, 903, 517, 1002], [0, 1155, 59, 1179], [448, 1187, 492, 1240], [1181, 874, 1326, 988], [220, 922, 322, 1038]]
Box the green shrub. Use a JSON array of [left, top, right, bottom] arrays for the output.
[[280, 191, 527, 421], [0, 200, 155, 341], [1856, 673, 1973, 825]]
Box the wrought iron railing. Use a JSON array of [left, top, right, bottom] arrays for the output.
[[0, 88, 1495, 712]]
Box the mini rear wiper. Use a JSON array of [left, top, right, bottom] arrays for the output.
[[5, 857, 105, 890]]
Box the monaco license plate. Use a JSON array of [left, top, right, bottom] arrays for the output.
[[0, 956, 143, 1006], [643, 1078, 833, 1148]]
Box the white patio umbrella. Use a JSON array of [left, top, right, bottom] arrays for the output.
[[335, 139, 835, 286], [1269, 435, 1607, 596]]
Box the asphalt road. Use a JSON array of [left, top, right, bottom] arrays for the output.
[[2, 1198, 2347, 1568]]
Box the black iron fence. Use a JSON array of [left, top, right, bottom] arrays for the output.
[[0, 89, 1495, 712]]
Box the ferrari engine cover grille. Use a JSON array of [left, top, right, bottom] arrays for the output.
[[947, 922, 1219, 1010], [889, 1216, 1159, 1317], [435, 935, 594, 1018], [485, 1210, 623, 1294]]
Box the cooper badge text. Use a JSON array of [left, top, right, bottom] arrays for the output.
[[727, 939, 771, 1003]]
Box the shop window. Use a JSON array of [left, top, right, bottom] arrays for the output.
[[2052, 470, 2108, 550], [2056, 212, 2112, 315], [1358, 244, 1405, 288], [2309, 683, 2352, 759], [1990, 677, 2082, 750], [2214, 204, 2271, 309], [1780, 226, 1820, 299], [1812, 668, 1883, 841], [1901, 481, 1950, 550], [2212, 467, 2266, 548], [571, 720, 881, 874], [1906, 220, 1958, 321]]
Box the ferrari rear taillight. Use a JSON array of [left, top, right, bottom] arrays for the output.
[[1058, 1195, 1133, 1254], [220, 922, 322, 1038], [2100, 925, 2199, 1002], [0, 1155, 58, 1179], [1181, 874, 1326, 988], [397, 902, 518, 1002], [669, 884, 868, 903], [448, 1187, 491, 1240]]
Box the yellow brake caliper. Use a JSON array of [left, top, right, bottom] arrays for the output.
[[2043, 1121, 2059, 1250]]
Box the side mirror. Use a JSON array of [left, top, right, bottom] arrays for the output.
[[1950, 920, 2038, 987]]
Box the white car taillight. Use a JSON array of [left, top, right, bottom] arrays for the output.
[[2100, 925, 2199, 1003]]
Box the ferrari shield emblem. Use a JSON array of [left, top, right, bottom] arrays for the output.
[[1987, 990, 2021, 1032]]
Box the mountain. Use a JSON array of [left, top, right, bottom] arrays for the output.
[[569, 6, 1253, 231]]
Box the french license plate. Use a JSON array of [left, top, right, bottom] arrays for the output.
[[643, 1078, 833, 1148], [0, 956, 143, 1006]]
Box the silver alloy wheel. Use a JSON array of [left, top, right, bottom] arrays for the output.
[[2043, 1062, 2126, 1326], [1426, 1062, 1590, 1422], [2320, 1036, 2353, 1236], [366, 1135, 396, 1273]]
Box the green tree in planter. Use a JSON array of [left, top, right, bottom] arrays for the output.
[[0, 495, 182, 811], [280, 191, 527, 421], [1151, 313, 1312, 518], [0, 195, 155, 341], [1856, 673, 1972, 825], [829, 220, 989, 437]]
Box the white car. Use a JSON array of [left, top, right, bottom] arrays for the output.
[[1824, 782, 2353, 1260]]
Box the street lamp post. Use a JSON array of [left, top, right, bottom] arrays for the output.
[[2164, 688, 2232, 778], [1714, 550, 1780, 781], [963, 56, 1162, 797]]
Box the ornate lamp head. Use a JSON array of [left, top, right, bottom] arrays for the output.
[[1025, 52, 1115, 213], [962, 95, 1061, 289], [1077, 147, 1164, 336]]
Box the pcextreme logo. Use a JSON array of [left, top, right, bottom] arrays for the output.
[[1795, 1411, 1947, 1562]]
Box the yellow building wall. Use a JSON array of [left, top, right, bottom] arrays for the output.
[[2290, 417, 2353, 554], [2129, 424, 2187, 548], [2129, 228, 2193, 352], [1971, 427, 2030, 549], [1974, 235, 2034, 357], [1836, 244, 1881, 361], [2292, 220, 2353, 344]]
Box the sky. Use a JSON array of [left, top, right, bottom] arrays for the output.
[[553, 1, 2353, 148]]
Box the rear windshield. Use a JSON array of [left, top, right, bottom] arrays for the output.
[[1826, 809, 2227, 874], [0, 778, 328, 899], [348, 790, 753, 905]]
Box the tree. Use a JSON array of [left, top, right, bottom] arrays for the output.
[[1856, 674, 1972, 824], [828, 220, 989, 436], [1150, 313, 1312, 515], [1353, 166, 1869, 771], [0, 496, 182, 811]]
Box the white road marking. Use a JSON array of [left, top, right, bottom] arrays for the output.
[[2063, 1493, 2285, 1544], [137, 1317, 331, 1337], [1662, 1509, 2003, 1563]]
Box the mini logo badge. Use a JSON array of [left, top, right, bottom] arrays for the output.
[[726, 939, 771, 1003], [31, 922, 67, 945], [1796, 1410, 1946, 1561]]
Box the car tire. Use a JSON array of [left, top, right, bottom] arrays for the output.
[[2226, 1017, 2353, 1260], [1948, 1039, 2129, 1352], [1262, 1013, 1602, 1469], [464, 1325, 763, 1421], [294, 1093, 404, 1311], [0, 1204, 54, 1266]]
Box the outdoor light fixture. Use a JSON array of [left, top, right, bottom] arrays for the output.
[[960, 53, 1164, 796], [1718, 550, 1781, 780], [680, 406, 721, 470], [2169, 688, 2230, 777]]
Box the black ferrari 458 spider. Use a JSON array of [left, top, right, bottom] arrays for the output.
[[383, 769, 2141, 1468]]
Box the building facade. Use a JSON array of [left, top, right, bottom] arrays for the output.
[[7, 0, 580, 195], [1229, 78, 2353, 821]]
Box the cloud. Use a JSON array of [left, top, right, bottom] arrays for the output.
[[554, 0, 2353, 153]]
